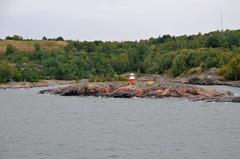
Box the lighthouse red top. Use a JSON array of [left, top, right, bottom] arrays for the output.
[[128, 73, 135, 85]]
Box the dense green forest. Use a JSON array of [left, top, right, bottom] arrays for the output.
[[0, 29, 240, 83]]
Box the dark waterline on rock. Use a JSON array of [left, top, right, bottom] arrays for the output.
[[1, 86, 240, 159]]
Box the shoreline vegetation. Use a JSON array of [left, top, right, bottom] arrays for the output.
[[0, 29, 240, 84]]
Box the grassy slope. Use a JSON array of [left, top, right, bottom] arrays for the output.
[[0, 40, 68, 54]]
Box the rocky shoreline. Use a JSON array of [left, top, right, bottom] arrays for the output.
[[1, 71, 240, 103], [176, 68, 240, 87], [39, 80, 240, 103], [0, 80, 76, 89]]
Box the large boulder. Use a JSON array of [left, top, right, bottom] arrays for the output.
[[60, 84, 86, 96], [59, 83, 112, 96], [178, 68, 225, 85], [85, 83, 112, 96]]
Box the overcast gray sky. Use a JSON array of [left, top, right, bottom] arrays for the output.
[[0, 0, 239, 41]]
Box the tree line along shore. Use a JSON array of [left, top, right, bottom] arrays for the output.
[[0, 29, 240, 83]]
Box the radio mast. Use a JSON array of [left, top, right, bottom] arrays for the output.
[[221, 12, 223, 31]]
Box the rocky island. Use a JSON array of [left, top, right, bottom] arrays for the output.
[[39, 76, 240, 103]]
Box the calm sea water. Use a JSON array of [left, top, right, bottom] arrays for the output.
[[0, 86, 240, 159]]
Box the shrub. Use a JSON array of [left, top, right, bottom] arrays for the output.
[[220, 56, 240, 80]]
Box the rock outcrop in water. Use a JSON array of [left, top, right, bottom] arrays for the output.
[[39, 80, 240, 103]]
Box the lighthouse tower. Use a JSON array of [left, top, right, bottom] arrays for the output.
[[128, 73, 136, 85]]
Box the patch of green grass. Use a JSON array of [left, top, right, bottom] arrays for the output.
[[0, 40, 67, 54]]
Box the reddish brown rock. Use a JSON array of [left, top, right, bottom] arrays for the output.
[[39, 81, 240, 103]]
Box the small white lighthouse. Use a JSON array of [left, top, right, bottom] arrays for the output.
[[128, 73, 136, 85]]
